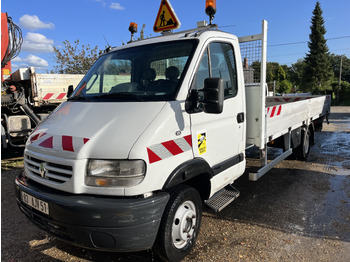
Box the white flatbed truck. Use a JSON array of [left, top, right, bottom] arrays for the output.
[[15, 9, 330, 262]]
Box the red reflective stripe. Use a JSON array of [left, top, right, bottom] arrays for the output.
[[270, 106, 276, 117], [162, 140, 183, 156], [30, 132, 46, 143], [83, 138, 90, 144], [43, 93, 54, 100], [56, 93, 66, 99], [183, 135, 192, 147], [147, 148, 162, 164], [39, 136, 53, 148], [62, 135, 74, 152], [147, 135, 192, 164], [277, 105, 282, 115]]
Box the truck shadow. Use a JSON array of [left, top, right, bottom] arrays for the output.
[[208, 162, 350, 243], [47, 240, 159, 262]]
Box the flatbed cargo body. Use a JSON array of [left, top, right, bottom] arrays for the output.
[[11, 67, 84, 107], [265, 95, 330, 141]]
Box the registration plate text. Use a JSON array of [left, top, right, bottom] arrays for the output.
[[21, 191, 49, 215]]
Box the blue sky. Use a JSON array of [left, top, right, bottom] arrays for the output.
[[3, 0, 350, 73]]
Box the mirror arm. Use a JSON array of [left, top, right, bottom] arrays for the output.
[[67, 85, 74, 98]]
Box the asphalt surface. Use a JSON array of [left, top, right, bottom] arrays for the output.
[[1, 106, 350, 261]]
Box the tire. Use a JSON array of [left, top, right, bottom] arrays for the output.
[[293, 127, 311, 161], [314, 121, 323, 132], [154, 185, 202, 262]]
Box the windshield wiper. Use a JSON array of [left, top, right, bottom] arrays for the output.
[[93, 92, 143, 102]]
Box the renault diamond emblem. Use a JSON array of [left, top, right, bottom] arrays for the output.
[[40, 163, 47, 178]]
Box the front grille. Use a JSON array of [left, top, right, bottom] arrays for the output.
[[24, 154, 73, 184]]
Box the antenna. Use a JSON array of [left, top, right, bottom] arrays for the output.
[[103, 35, 111, 53]]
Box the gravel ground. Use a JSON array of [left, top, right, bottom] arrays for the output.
[[2, 106, 350, 261]]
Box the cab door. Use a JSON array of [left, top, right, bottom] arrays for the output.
[[189, 41, 245, 194]]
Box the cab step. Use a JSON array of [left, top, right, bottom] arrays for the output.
[[204, 185, 240, 212]]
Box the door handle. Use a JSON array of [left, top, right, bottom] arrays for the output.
[[237, 112, 244, 123]]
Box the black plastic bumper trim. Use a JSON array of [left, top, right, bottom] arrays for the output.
[[15, 173, 169, 252]]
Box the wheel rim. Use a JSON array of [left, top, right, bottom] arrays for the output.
[[171, 200, 197, 249]]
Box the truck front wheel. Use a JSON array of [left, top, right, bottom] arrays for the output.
[[155, 185, 202, 262]]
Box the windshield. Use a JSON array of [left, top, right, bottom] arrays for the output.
[[70, 40, 197, 102]]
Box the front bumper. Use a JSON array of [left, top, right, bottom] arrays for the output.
[[15, 173, 169, 252]]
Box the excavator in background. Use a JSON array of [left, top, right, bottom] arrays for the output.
[[1, 12, 83, 148]]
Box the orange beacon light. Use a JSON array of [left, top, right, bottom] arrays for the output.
[[205, 0, 216, 24]]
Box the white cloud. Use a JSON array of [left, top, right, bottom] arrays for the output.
[[19, 14, 54, 31], [110, 2, 125, 10], [21, 32, 54, 53], [12, 54, 49, 69], [11, 57, 23, 63]]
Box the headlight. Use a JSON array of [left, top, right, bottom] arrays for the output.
[[86, 159, 146, 187]]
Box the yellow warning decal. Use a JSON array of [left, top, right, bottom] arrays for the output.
[[153, 0, 181, 33], [197, 132, 207, 155]]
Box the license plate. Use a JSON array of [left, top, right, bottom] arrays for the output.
[[21, 191, 49, 215]]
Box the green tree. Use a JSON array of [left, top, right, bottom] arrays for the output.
[[330, 54, 350, 83], [277, 79, 293, 94], [281, 64, 292, 81], [276, 65, 286, 82], [51, 40, 102, 74], [291, 59, 308, 92], [266, 62, 279, 82], [304, 1, 333, 92]]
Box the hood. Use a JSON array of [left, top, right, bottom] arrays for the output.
[[26, 101, 166, 159]]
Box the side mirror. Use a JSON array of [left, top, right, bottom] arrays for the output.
[[67, 85, 74, 98], [202, 78, 224, 114]]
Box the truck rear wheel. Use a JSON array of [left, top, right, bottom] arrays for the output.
[[293, 127, 311, 161], [155, 185, 202, 262]]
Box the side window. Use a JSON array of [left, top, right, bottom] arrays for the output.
[[209, 42, 238, 98], [192, 42, 237, 98]]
